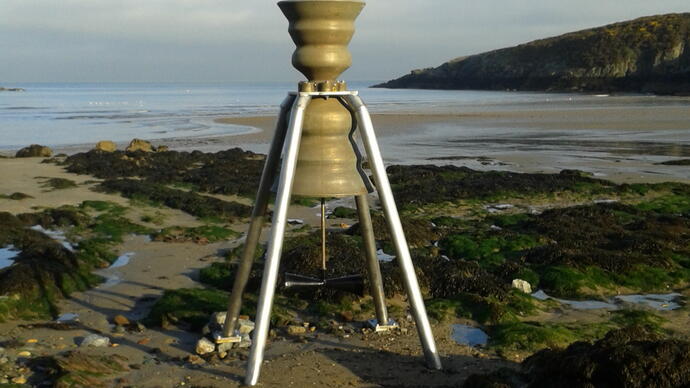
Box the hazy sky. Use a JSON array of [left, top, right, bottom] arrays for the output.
[[1, 0, 689, 83]]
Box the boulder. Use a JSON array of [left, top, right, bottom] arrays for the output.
[[94, 140, 117, 152], [15, 144, 52, 158], [156, 145, 169, 152], [126, 138, 153, 152]]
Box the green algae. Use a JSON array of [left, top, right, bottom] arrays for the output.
[[40, 177, 78, 191], [152, 225, 239, 243]]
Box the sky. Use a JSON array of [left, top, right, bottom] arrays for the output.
[[1, 0, 689, 83]]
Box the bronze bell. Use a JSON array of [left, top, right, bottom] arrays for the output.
[[278, 0, 371, 198]]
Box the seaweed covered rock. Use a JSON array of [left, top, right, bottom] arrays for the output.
[[465, 327, 690, 388], [0, 212, 97, 319], [62, 148, 264, 197], [15, 144, 52, 158], [385, 165, 617, 207], [98, 179, 251, 221], [125, 138, 153, 152], [17, 206, 89, 228], [347, 214, 440, 247], [524, 203, 685, 272]]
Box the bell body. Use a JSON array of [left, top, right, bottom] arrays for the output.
[[291, 97, 369, 197]]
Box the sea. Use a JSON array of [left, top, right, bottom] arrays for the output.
[[1, 81, 689, 181]]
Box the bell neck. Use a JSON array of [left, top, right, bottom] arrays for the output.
[[298, 80, 348, 92]]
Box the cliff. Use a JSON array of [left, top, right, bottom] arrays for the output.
[[375, 13, 690, 95]]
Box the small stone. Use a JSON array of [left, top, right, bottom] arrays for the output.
[[287, 325, 306, 335], [113, 314, 130, 326], [237, 319, 255, 335], [135, 322, 146, 332], [17, 351, 31, 357], [80, 334, 110, 348], [195, 338, 215, 355], [137, 338, 151, 345], [239, 334, 252, 348], [114, 325, 126, 334], [217, 342, 234, 353], [219, 351, 228, 359], [11, 376, 26, 384], [155, 145, 169, 152], [209, 311, 228, 327], [0, 356, 9, 365], [26, 339, 38, 344], [511, 279, 532, 294], [186, 355, 205, 365]]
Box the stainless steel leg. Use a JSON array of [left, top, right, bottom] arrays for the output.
[[245, 95, 311, 386], [355, 195, 389, 325], [222, 95, 295, 338], [348, 94, 442, 370]]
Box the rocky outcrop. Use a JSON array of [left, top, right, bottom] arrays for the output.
[[125, 138, 153, 152], [0, 87, 25, 92], [93, 140, 117, 152], [376, 13, 690, 95], [464, 327, 690, 388], [15, 144, 52, 158]]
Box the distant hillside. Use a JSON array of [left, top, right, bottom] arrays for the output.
[[375, 13, 690, 95]]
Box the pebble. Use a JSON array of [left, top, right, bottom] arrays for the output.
[[11, 376, 27, 384], [195, 338, 216, 355], [17, 351, 31, 357], [80, 334, 110, 348], [26, 339, 38, 344], [113, 315, 130, 326], [187, 355, 205, 365], [137, 338, 151, 345], [287, 325, 306, 335]]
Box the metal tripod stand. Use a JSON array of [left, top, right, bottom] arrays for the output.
[[221, 90, 442, 386]]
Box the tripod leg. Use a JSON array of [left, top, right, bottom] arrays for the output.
[[347, 94, 442, 370], [355, 194, 389, 326], [245, 95, 311, 386], [222, 95, 296, 338]]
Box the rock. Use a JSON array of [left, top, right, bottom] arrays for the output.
[[80, 334, 110, 347], [511, 279, 532, 294], [239, 333, 252, 348], [340, 311, 354, 322], [17, 350, 31, 357], [113, 314, 130, 326], [287, 325, 306, 335], [126, 138, 153, 152], [195, 337, 215, 355], [94, 140, 117, 152], [15, 144, 52, 158], [137, 338, 150, 345], [237, 318, 255, 335], [156, 145, 169, 152], [217, 342, 234, 353], [186, 355, 205, 365], [11, 376, 26, 384]]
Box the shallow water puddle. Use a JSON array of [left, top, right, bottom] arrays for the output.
[[376, 249, 395, 262], [0, 245, 20, 269], [110, 252, 135, 268], [96, 252, 136, 287], [452, 324, 489, 347], [532, 290, 682, 311], [30, 225, 75, 251]]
